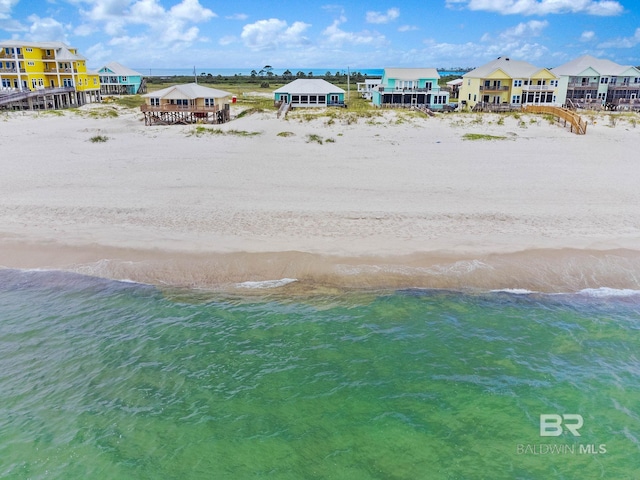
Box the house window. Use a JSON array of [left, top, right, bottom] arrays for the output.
[[550, 80, 558, 87], [634, 78, 640, 84], [26, 48, 32, 52], [600, 77, 609, 84], [512, 95, 521, 104], [513, 80, 522, 87], [204, 98, 215, 107], [292, 95, 300, 102], [309, 95, 317, 103], [301, 95, 308, 102], [121, 76, 127, 82], [28, 61, 35, 66], [151, 98, 160, 106], [318, 95, 325, 103]]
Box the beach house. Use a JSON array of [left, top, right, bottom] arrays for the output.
[[459, 57, 559, 111], [0, 40, 101, 110], [274, 79, 346, 108], [357, 77, 382, 100], [98, 62, 146, 95], [551, 55, 640, 110], [370, 68, 449, 110], [140, 83, 232, 125]]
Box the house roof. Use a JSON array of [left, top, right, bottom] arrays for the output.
[[0, 40, 87, 61], [551, 55, 639, 76], [384, 68, 440, 80], [463, 56, 550, 79], [273, 79, 345, 94], [99, 62, 143, 77], [143, 83, 232, 99]]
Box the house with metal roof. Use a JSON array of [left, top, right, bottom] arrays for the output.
[[551, 55, 640, 110], [140, 82, 233, 125], [98, 62, 145, 95], [459, 56, 559, 111], [273, 79, 346, 109], [371, 68, 449, 110]]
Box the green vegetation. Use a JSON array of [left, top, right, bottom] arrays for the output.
[[306, 134, 324, 144], [462, 133, 508, 141], [188, 126, 262, 137], [102, 95, 145, 108], [89, 135, 109, 143], [40, 110, 65, 116], [277, 131, 295, 137]]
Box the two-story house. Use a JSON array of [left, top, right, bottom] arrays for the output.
[[0, 40, 100, 109], [98, 62, 146, 95], [551, 55, 640, 110], [371, 68, 449, 110], [459, 57, 559, 111]]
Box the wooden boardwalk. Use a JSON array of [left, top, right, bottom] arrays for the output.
[[522, 105, 587, 135]]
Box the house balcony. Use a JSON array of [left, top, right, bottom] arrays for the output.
[[479, 85, 510, 92], [0, 68, 26, 73], [567, 82, 599, 88], [377, 87, 435, 93], [521, 85, 556, 91], [607, 84, 640, 90], [140, 104, 222, 113]]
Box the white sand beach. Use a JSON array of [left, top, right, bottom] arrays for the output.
[[1, 104, 639, 291]]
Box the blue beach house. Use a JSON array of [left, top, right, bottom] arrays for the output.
[[98, 62, 145, 95], [371, 68, 449, 110]]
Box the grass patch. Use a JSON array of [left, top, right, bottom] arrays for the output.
[[462, 133, 508, 141], [40, 110, 65, 116], [188, 126, 262, 137], [89, 135, 109, 143], [102, 95, 145, 108], [236, 107, 264, 119], [306, 134, 324, 144], [277, 131, 295, 137]]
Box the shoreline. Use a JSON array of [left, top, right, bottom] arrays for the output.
[[2, 105, 640, 292]]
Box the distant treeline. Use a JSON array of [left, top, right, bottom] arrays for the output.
[[146, 70, 463, 87]]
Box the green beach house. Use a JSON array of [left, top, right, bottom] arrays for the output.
[[370, 68, 449, 110], [98, 62, 145, 95]]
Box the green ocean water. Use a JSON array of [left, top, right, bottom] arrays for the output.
[[0, 269, 639, 479]]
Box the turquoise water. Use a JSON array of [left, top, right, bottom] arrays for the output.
[[1, 269, 639, 479]]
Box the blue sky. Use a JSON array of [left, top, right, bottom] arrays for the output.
[[1, 0, 639, 70]]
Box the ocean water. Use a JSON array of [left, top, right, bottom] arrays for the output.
[[1, 268, 639, 479]]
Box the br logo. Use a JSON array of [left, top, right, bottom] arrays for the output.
[[540, 414, 584, 436]]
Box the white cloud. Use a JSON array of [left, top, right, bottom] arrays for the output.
[[580, 30, 596, 42], [26, 14, 69, 42], [366, 8, 400, 24], [446, 0, 624, 16], [499, 20, 548, 40], [398, 25, 418, 32], [597, 27, 640, 48], [322, 15, 387, 46], [219, 35, 236, 46], [170, 0, 216, 22], [241, 18, 311, 50], [226, 13, 248, 20]]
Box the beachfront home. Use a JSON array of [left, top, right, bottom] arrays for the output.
[[98, 62, 146, 95], [459, 56, 559, 111], [551, 55, 640, 110], [357, 77, 382, 100], [0, 40, 101, 110], [273, 79, 346, 108], [140, 83, 232, 125], [371, 68, 450, 110]]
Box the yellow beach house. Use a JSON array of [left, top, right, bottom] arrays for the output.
[[0, 40, 101, 110], [459, 56, 559, 111]]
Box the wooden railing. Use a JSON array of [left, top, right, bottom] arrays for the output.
[[140, 104, 220, 113], [522, 105, 587, 134]]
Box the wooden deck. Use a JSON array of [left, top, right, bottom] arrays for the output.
[[140, 104, 230, 125]]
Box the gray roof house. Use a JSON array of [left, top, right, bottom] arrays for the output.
[[551, 55, 640, 110], [273, 79, 346, 109]]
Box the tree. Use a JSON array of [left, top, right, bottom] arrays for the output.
[[283, 69, 293, 80], [296, 71, 306, 78], [263, 65, 273, 76], [250, 69, 258, 77]]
